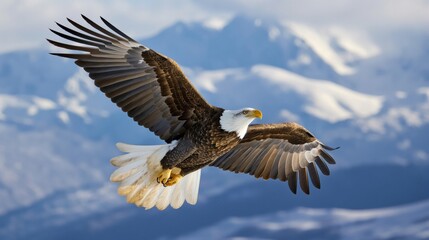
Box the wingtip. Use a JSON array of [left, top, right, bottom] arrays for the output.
[[301, 184, 310, 195], [49, 52, 62, 56], [81, 14, 90, 22], [100, 16, 107, 25], [55, 21, 66, 29], [321, 144, 340, 151], [99, 16, 109, 25], [116, 142, 129, 152], [49, 28, 61, 35]]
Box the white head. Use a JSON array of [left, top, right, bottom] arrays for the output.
[[220, 108, 263, 139]]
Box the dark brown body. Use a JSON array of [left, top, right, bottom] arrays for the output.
[[161, 109, 240, 175]]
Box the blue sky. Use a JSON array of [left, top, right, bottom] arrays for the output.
[[1, 0, 428, 53]]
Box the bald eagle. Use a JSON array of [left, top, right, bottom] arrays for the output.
[[48, 16, 338, 210]]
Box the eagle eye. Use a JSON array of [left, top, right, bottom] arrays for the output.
[[241, 110, 249, 115]]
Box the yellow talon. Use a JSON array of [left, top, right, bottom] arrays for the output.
[[157, 169, 172, 185], [164, 174, 183, 186], [157, 167, 182, 187]]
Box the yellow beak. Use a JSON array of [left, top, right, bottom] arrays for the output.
[[247, 109, 263, 119]]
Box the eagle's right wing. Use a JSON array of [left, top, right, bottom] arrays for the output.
[[211, 123, 338, 194], [48, 15, 213, 143]]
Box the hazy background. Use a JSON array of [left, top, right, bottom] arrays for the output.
[[1, 1, 429, 239]]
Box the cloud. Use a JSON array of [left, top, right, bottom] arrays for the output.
[[0, 0, 226, 53], [189, 0, 429, 54], [200, 0, 429, 28], [0, 0, 428, 53], [191, 0, 429, 34]]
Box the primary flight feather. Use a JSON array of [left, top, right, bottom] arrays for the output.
[[48, 15, 338, 210]]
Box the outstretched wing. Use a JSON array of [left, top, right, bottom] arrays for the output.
[[210, 123, 338, 194], [48, 15, 213, 143]]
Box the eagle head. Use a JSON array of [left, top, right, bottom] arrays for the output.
[[220, 108, 262, 139]]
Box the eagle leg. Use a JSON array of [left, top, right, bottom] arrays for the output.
[[171, 167, 182, 175]]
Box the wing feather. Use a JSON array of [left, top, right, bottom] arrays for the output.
[[276, 150, 288, 181], [299, 168, 310, 194], [315, 156, 330, 176], [308, 162, 321, 189], [288, 172, 297, 194], [48, 16, 214, 142], [211, 123, 338, 194]]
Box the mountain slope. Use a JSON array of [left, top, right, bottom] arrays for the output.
[[183, 199, 429, 240], [144, 16, 343, 79], [5, 164, 428, 240]]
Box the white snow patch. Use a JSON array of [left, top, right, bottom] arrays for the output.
[[415, 150, 428, 161], [0, 94, 57, 119], [181, 200, 429, 240], [395, 91, 407, 99], [298, 54, 311, 64], [27, 96, 57, 116], [261, 220, 320, 231], [27, 106, 38, 116], [57, 70, 97, 122], [397, 139, 411, 150], [203, 18, 228, 30], [280, 109, 300, 122], [58, 93, 87, 119], [288, 53, 312, 67], [328, 27, 380, 59], [32, 96, 56, 110], [286, 22, 355, 75], [254, 18, 262, 27], [252, 65, 384, 123], [0, 95, 29, 120], [284, 23, 379, 75], [418, 87, 429, 99], [419, 88, 429, 120], [57, 111, 70, 124], [359, 107, 423, 134], [193, 68, 243, 93], [268, 26, 280, 41]]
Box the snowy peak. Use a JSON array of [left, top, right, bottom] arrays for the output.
[[144, 16, 356, 78], [190, 65, 383, 124], [57, 69, 112, 124], [0, 94, 56, 122], [0, 69, 113, 126], [285, 22, 380, 75], [252, 65, 384, 122], [183, 200, 429, 240]]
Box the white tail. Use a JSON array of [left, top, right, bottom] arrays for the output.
[[110, 141, 201, 210]]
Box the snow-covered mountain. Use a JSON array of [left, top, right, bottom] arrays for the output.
[[183, 199, 429, 240], [4, 164, 427, 240], [0, 15, 428, 239]]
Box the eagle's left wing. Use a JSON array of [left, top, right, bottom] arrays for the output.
[[210, 123, 337, 194], [47, 16, 214, 143]]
